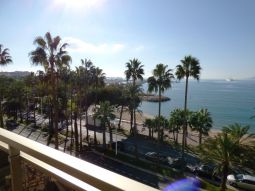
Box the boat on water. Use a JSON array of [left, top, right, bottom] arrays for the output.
[[226, 78, 234, 82]]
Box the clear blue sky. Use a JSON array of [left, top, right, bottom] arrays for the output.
[[1, 0, 255, 79]]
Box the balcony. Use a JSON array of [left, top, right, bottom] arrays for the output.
[[0, 128, 158, 191]]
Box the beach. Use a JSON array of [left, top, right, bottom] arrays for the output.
[[115, 110, 221, 147]]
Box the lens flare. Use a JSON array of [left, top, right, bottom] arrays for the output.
[[162, 178, 200, 191]]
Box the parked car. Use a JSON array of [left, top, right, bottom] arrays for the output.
[[227, 174, 255, 191], [193, 164, 215, 179], [168, 157, 187, 169], [145, 152, 158, 162], [144, 152, 169, 164]]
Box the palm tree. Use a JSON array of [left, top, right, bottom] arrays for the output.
[[29, 32, 71, 149], [147, 64, 174, 141], [148, 64, 174, 117], [125, 58, 144, 133], [144, 118, 154, 139], [169, 109, 187, 144], [175, 55, 201, 151], [190, 109, 213, 145], [0, 44, 12, 66], [201, 124, 255, 191], [125, 58, 144, 86], [93, 101, 115, 149], [0, 45, 12, 127], [154, 116, 168, 142], [125, 84, 142, 135], [91, 67, 105, 144]]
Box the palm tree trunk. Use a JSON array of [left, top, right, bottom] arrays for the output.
[[108, 121, 113, 145], [85, 109, 89, 142], [33, 102, 36, 127], [118, 105, 123, 129], [102, 124, 106, 150], [184, 76, 189, 146], [74, 112, 79, 156], [64, 115, 69, 153], [70, 92, 74, 154], [182, 76, 189, 156], [52, 72, 59, 150], [158, 89, 161, 117], [220, 163, 229, 191], [133, 108, 137, 134], [129, 109, 133, 135], [158, 89, 161, 142], [79, 111, 82, 152], [0, 101, 4, 128]]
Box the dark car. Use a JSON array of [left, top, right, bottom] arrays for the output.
[[144, 152, 169, 164], [168, 157, 187, 169], [193, 164, 215, 179], [145, 152, 158, 162]]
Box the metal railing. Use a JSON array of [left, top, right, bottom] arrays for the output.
[[0, 128, 159, 191]]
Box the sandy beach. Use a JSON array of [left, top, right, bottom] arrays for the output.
[[115, 110, 221, 147]]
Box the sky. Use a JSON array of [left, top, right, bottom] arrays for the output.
[[1, 0, 255, 79]]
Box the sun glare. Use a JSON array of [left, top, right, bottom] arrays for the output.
[[52, 0, 106, 11]]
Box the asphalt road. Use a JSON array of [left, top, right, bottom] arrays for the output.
[[81, 151, 161, 189]]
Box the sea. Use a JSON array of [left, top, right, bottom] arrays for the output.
[[140, 79, 255, 133]]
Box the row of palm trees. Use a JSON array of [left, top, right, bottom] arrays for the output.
[[126, 56, 201, 156], [143, 108, 213, 145]]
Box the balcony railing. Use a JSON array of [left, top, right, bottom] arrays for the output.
[[0, 128, 159, 191]]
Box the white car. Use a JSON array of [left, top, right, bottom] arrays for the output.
[[227, 174, 255, 190]]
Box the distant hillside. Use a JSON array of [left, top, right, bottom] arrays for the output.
[[0, 71, 31, 78]]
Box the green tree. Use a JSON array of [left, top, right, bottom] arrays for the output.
[[200, 124, 255, 191], [125, 58, 144, 133], [125, 58, 144, 86], [3, 80, 26, 121], [81, 59, 94, 142], [91, 66, 105, 144], [144, 118, 154, 139], [93, 101, 116, 149], [147, 64, 174, 141], [0, 44, 12, 66], [29, 32, 71, 149], [169, 109, 187, 144], [190, 108, 213, 145], [0, 45, 12, 127], [125, 84, 142, 135], [175, 55, 201, 151], [154, 116, 169, 142]]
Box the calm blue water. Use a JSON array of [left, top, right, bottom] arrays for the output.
[[140, 80, 255, 132]]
